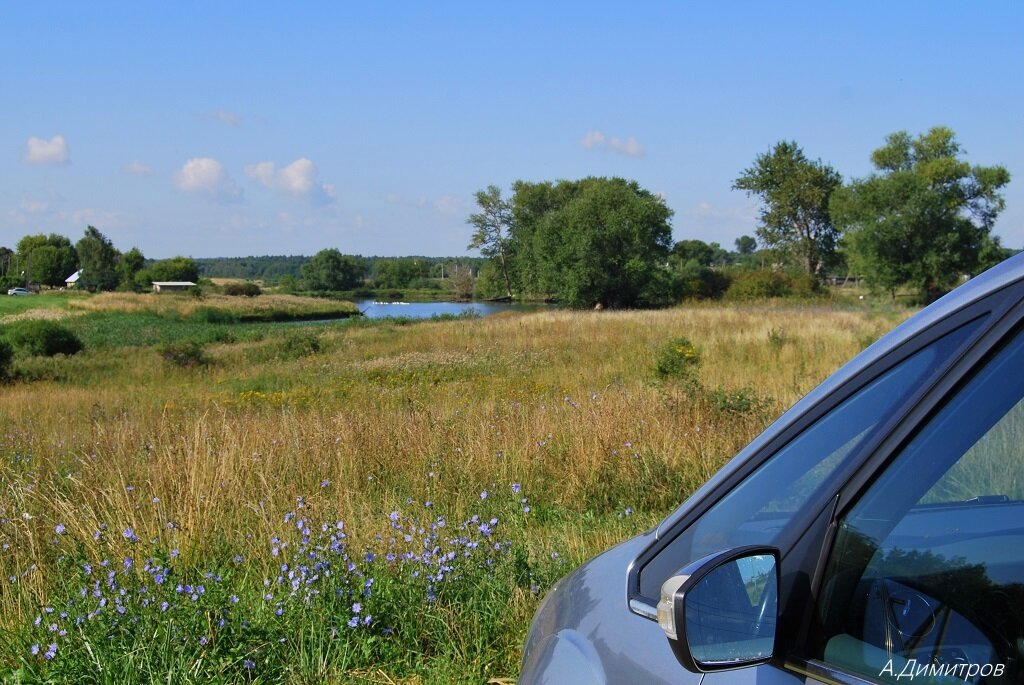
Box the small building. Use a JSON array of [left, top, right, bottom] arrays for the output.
[[65, 270, 82, 288], [152, 281, 197, 293]]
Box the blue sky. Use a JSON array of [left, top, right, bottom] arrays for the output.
[[2, 2, 1021, 259]]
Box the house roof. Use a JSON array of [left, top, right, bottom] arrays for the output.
[[152, 281, 197, 286], [66, 270, 82, 283]]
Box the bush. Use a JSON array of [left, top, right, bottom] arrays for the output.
[[5, 321, 84, 357], [675, 267, 731, 300], [723, 269, 823, 301], [0, 339, 12, 379], [188, 308, 239, 324], [159, 340, 209, 368], [653, 337, 701, 380], [223, 282, 262, 297], [277, 331, 321, 360]]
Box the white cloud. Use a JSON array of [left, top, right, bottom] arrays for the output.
[[23, 135, 70, 165], [208, 110, 241, 127], [579, 130, 606, 149], [433, 195, 467, 216], [578, 130, 645, 158], [123, 161, 153, 176], [244, 158, 335, 204], [174, 157, 242, 202]]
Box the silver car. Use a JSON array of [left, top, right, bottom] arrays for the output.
[[521, 252, 1024, 684]]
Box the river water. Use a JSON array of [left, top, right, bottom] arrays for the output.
[[354, 299, 546, 319]]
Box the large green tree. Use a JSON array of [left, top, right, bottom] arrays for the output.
[[301, 249, 364, 290], [831, 127, 1011, 299], [75, 226, 120, 292], [467, 185, 514, 299], [372, 259, 428, 289], [15, 233, 77, 286], [509, 177, 674, 308], [117, 247, 146, 290], [147, 256, 200, 284], [733, 141, 842, 276]]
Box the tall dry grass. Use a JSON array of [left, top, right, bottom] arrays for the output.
[[0, 302, 907, 676]]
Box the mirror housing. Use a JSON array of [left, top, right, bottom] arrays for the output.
[[657, 546, 780, 672]]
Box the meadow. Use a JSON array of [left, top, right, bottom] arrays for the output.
[[0, 293, 908, 683]]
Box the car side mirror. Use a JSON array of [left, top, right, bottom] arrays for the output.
[[657, 546, 779, 672]]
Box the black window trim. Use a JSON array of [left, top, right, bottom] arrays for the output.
[[789, 284, 1024, 678]]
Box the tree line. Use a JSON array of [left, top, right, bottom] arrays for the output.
[[468, 126, 1014, 306], [0, 227, 200, 293], [3, 126, 1012, 305]]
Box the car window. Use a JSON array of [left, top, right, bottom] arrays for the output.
[[638, 321, 979, 598], [816, 326, 1024, 684]]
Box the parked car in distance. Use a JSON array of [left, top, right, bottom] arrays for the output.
[[520, 252, 1024, 685], [7, 287, 32, 296]]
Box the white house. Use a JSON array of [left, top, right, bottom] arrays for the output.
[[65, 270, 82, 288]]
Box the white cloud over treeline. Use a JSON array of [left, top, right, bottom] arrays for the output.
[[23, 135, 70, 165]]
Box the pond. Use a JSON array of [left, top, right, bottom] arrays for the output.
[[354, 299, 546, 319]]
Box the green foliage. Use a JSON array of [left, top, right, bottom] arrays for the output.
[[301, 249, 365, 290], [187, 307, 239, 324], [509, 177, 675, 308], [471, 260, 507, 300], [0, 338, 12, 379], [222, 281, 262, 297], [705, 386, 773, 416], [674, 264, 731, 300], [15, 233, 77, 287], [733, 141, 842, 275], [832, 127, 1011, 300], [671, 239, 729, 267], [5, 320, 84, 357], [158, 339, 210, 368], [654, 337, 701, 380], [277, 330, 321, 359], [75, 226, 121, 291], [723, 269, 821, 301], [373, 258, 429, 289], [117, 246, 146, 291], [735, 235, 758, 255], [144, 255, 200, 284], [467, 185, 514, 298]]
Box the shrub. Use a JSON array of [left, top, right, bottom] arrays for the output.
[[705, 387, 773, 416], [723, 269, 824, 301], [675, 267, 731, 300], [5, 321, 84, 357], [159, 340, 209, 368], [188, 308, 239, 324], [723, 270, 792, 301], [0, 338, 12, 379], [222, 281, 262, 297], [653, 337, 701, 380], [277, 331, 321, 360]]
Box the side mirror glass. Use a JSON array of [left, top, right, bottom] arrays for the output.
[[658, 547, 779, 672]]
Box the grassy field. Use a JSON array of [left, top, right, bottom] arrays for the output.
[[0, 295, 909, 683]]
